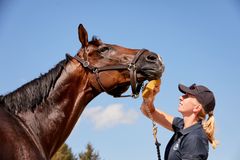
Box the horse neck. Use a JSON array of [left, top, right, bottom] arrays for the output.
[[17, 61, 100, 158]]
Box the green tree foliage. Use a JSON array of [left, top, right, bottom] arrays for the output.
[[79, 143, 101, 160], [51, 143, 77, 160]]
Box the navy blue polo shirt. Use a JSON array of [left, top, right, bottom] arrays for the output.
[[164, 117, 209, 160]]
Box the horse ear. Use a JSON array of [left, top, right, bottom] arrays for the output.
[[78, 24, 89, 48]]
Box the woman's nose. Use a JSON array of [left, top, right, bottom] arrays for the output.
[[179, 95, 184, 101]]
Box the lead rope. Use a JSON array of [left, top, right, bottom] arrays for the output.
[[145, 100, 161, 160]]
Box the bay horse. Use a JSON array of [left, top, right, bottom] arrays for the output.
[[0, 24, 164, 160]]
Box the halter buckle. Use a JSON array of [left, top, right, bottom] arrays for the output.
[[83, 61, 89, 67], [128, 63, 136, 71], [93, 68, 98, 73]]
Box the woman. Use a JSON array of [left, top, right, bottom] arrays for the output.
[[141, 83, 218, 160]]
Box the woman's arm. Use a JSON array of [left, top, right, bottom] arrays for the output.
[[140, 82, 174, 131], [141, 100, 174, 131]]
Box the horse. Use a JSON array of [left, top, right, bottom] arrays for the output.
[[0, 24, 164, 160]]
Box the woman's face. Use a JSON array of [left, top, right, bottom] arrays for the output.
[[178, 94, 201, 116]]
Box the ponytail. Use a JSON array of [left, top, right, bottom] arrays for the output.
[[198, 110, 218, 149]]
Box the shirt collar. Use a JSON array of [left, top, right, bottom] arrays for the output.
[[179, 121, 202, 135]]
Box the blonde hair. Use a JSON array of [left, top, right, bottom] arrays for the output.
[[198, 109, 218, 149]]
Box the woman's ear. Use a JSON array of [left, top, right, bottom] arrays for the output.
[[193, 104, 202, 114]]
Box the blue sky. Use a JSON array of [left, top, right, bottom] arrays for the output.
[[0, 0, 240, 159]]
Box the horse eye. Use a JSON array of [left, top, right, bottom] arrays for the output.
[[98, 46, 109, 54]]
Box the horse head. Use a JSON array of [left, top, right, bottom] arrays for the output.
[[70, 24, 164, 98]]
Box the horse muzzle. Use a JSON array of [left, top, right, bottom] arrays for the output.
[[136, 51, 165, 82]]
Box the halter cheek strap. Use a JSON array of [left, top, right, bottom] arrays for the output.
[[66, 49, 146, 98]]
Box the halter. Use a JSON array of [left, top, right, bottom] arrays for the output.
[[66, 49, 146, 98]]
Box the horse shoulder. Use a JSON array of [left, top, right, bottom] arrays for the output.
[[0, 107, 47, 160]]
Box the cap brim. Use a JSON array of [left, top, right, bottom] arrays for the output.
[[178, 84, 196, 95]]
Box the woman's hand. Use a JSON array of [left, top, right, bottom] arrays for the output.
[[142, 81, 161, 103], [141, 81, 161, 114]]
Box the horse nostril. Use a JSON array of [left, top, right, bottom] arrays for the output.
[[146, 53, 158, 62]]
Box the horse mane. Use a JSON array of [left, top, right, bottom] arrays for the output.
[[0, 59, 67, 113], [0, 36, 101, 114]]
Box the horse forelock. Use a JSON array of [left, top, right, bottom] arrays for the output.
[[1, 59, 67, 114], [89, 36, 102, 46]]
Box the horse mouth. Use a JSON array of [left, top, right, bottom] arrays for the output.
[[137, 67, 164, 82], [108, 67, 164, 97]]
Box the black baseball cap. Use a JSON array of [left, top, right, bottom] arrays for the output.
[[178, 83, 215, 114]]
